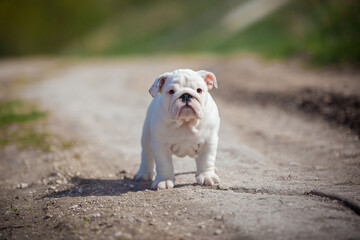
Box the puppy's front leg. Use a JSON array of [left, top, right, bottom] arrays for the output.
[[195, 138, 220, 186], [151, 143, 175, 190], [134, 123, 155, 181]]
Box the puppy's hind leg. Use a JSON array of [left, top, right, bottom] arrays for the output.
[[134, 122, 155, 181]]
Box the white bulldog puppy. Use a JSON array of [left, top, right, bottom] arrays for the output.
[[134, 69, 220, 190]]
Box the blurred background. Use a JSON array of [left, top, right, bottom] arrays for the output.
[[1, 0, 359, 67], [1, 2, 360, 239]]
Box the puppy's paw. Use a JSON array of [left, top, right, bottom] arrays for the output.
[[151, 179, 175, 190], [134, 170, 154, 181], [196, 171, 220, 186]]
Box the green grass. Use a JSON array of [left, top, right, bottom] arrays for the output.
[[213, 0, 360, 66], [212, 13, 299, 58], [64, 0, 223, 56], [0, 100, 47, 125], [0, 99, 51, 151], [0, 0, 359, 66]]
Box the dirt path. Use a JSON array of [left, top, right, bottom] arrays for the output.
[[1, 57, 359, 240]]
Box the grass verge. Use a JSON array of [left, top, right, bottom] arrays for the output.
[[0, 99, 51, 151]]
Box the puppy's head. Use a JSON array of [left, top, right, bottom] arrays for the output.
[[149, 69, 217, 121]]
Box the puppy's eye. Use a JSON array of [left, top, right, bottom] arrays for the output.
[[197, 88, 202, 93], [168, 89, 175, 95]]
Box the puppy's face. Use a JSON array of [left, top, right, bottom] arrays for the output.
[[162, 71, 206, 120], [149, 69, 217, 121]]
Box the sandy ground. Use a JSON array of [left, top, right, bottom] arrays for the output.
[[0, 56, 359, 240]]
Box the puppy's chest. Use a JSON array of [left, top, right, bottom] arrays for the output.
[[168, 130, 204, 158], [169, 140, 203, 158]]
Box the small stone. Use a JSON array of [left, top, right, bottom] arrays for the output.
[[216, 185, 228, 190], [91, 213, 101, 218], [55, 179, 62, 184], [164, 212, 169, 216], [42, 178, 48, 185], [214, 229, 222, 235], [215, 215, 223, 221], [315, 166, 323, 170], [48, 176, 56, 181], [69, 205, 78, 209], [149, 211, 152, 215], [48, 186, 56, 190], [114, 232, 132, 239], [129, 184, 135, 189], [199, 224, 206, 229], [16, 183, 28, 189], [167, 222, 172, 226], [44, 214, 53, 219]]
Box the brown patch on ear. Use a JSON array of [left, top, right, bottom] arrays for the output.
[[197, 70, 218, 90], [157, 76, 167, 93], [149, 72, 171, 98]]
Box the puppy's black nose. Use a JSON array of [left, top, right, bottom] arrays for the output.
[[180, 93, 192, 102]]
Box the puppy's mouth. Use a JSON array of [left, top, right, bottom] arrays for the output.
[[169, 92, 203, 120], [179, 105, 195, 117]]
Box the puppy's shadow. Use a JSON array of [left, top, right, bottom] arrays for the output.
[[40, 177, 148, 199], [40, 171, 196, 199]]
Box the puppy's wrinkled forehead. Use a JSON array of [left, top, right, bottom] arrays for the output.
[[166, 69, 203, 88], [149, 68, 216, 98]]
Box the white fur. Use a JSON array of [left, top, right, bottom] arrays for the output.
[[134, 69, 220, 190]]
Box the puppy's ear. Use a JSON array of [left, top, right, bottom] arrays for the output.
[[197, 70, 217, 90], [149, 72, 171, 98]]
